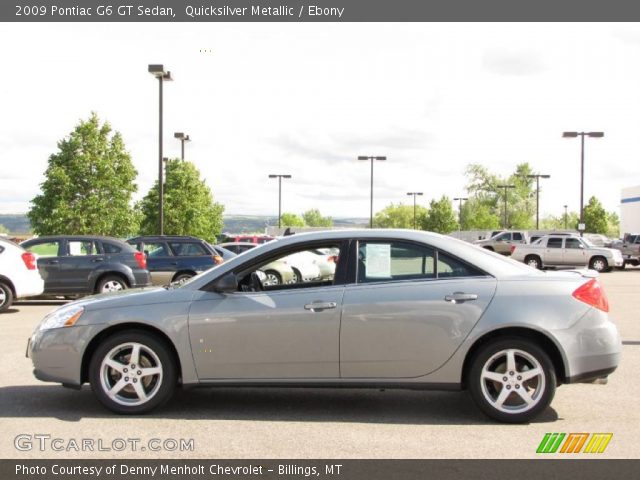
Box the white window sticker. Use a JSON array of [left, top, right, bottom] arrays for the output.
[[365, 243, 391, 277]]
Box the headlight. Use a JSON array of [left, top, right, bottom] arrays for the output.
[[38, 305, 84, 331]]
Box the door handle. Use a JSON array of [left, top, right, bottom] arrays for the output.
[[47, 260, 59, 264], [304, 301, 337, 312], [170, 261, 178, 266], [444, 292, 478, 304], [92, 257, 104, 262]]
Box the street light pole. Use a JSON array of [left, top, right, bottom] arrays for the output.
[[453, 197, 468, 230], [358, 156, 387, 228], [525, 174, 551, 230], [268, 174, 292, 229], [406, 192, 423, 229], [562, 131, 604, 234], [174, 132, 191, 160], [148, 64, 173, 235], [564, 204, 568, 230], [497, 185, 516, 229]]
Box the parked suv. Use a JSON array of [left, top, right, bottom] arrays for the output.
[[0, 238, 44, 311], [611, 233, 640, 268], [21, 236, 150, 295], [127, 235, 224, 285], [474, 230, 529, 255]]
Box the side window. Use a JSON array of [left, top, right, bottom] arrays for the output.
[[144, 242, 170, 257], [496, 233, 510, 241], [565, 238, 583, 249], [170, 242, 207, 256], [437, 252, 484, 278], [68, 240, 97, 256], [513, 232, 523, 241], [358, 241, 435, 283], [547, 238, 563, 249], [236, 243, 341, 292], [25, 241, 60, 257], [102, 242, 122, 254]]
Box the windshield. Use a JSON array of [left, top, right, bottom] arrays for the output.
[[582, 237, 595, 247]]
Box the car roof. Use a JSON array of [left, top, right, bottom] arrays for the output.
[[22, 235, 127, 243], [218, 242, 258, 247], [127, 235, 204, 242]]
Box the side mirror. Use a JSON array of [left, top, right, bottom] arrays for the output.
[[211, 272, 238, 293]]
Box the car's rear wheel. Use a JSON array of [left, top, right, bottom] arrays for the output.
[[173, 273, 193, 283], [468, 338, 556, 423], [524, 255, 542, 270], [263, 270, 282, 286], [97, 275, 128, 293], [0, 282, 14, 313], [292, 268, 302, 283], [589, 256, 608, 273], [89, 331, 176, 414]]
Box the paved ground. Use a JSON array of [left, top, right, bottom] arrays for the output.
[[1, 269, 639, 459]]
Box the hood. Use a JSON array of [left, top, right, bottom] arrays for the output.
[[63, 286, 196, 311]]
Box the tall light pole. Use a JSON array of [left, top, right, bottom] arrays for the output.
[[562, 131, 604, 234], [406, 192, 423, 229], [174, 132, 191, 160], [148, 64, 173, 235], [453, 197, 468, 230], [564, 204, 568, 230], [497, 185, 516, 229], [358, 156, 387, 228], [525, 174, 550, 230], [268, 174, 292, 229]]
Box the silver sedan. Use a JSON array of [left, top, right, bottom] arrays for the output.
[[26, 230, 620, 423]]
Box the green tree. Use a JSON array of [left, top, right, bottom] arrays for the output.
[[0, 224, 8, 234], [540, 211, 579, 230], [583, 196, 608, 234], [460, 198, 501, 230], [422, 196, 459, 233], [280, 213, 306, 227], [373, 203, 428, 229], [302, 209, 333, 227], [138, 159, 224, 242], [607, 212, 620, 239], [28, 113, 138, 236]]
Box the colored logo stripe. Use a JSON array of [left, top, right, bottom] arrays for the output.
[[560, 433, 589, 453], [536, 433, 565, 453], [583, 433, 613, 453], [537, 433, 613, 454]]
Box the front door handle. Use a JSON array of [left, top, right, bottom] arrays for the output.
[[92, 257, 104, 262], [444, 292, 478, 304], [47, 260, 60, 265], [304, 301, 337, 312]]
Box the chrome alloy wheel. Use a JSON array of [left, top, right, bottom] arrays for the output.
[[591, 258, 607, 272], [0, 289, 6, 307], [100, 342, 163, 406], [263, 272, 281, 286], [479, 348, 545, 414], [101, 280, 124, 293]]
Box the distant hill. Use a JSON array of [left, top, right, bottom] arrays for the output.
[[0, 213, 368, 235]]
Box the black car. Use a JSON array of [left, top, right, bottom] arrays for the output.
[[126, 235, 228, 285], [20, 235, 151, 295]]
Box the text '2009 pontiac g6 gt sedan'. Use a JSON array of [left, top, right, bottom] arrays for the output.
[[26, 230, 621, 423]]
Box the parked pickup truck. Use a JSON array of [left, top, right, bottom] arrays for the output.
[[474, 230, 528, 255], [611, 233, 640, 268], [510, 234, 624, 272]]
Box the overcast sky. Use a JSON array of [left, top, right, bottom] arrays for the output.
[[1, 23, 639, 219]]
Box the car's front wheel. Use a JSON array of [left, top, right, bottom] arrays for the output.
[[468, 338, 556, 423], [97, 275, 128, 293], [0, 281, 14, 313], [89, 331, 177, 414], [524, 255, 542, 270], [589, 256, 609, 273]]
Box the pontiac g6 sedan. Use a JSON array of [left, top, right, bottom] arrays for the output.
[[26, 230, 621, 423]]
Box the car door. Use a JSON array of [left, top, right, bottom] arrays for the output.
[[340, 240, 497, 378], [188, 241, 347, 379], [56, 238, 102, 293], [494, 232, 512, 254], [543, 237, 564, 265], [168, 241, 214, 274], [563, 237, 587, 266], [141, 241, 174, 285], [22, 239, 63, 293]]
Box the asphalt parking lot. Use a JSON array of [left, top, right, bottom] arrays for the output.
[[1, 269, 639, 459]]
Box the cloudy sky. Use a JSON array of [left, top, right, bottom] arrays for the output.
[[1, 23, 640, 219]]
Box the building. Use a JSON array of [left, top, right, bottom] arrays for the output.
[[621, 185, 640, 235]]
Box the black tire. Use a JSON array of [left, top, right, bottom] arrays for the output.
[[89, 330, 177, 414], [263, 270, 282, 286], [173, 273, 194, 283], [483, 246, 494, 251], [96, 275, 128, 294], [292, 268, 302, 283], [0, 282, 14, 313], [524, 255, 542, 270], [467, 337, 556, 423], [588, 256, 608, 273]]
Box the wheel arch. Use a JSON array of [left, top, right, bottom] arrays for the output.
[[0, 275, 16, 297], [81, 323, 183, 385], [461, 327, 567, 388]]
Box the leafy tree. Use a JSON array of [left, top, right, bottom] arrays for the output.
[[422, 196, 459, 233], [607, 212, 620, 239], [280, 213, 305, 227], [0, 224, 8, 234], [540, 211, 579, 231], [583, 196, 608, 234], [460, 198, 500, 230], [302, 209, 333, 227], [138, 159, 224, 242], [373, 203, 428, 229], [29, 113, 138, 236]]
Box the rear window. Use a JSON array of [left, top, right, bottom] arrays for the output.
[[513, 232, 523, 240], [170, 242, 207, 256], [24, 241, 60, 257], [102, 242, 123, 254]]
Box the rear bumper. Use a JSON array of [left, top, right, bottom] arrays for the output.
[[131, 270, 152, 288], [566, 366, 617, 384], [12, 271, 45, 299]]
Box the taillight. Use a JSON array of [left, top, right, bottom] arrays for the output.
[[213, 255, 224, 265], [328, 255, 338, 263], [510, 245, 517, 254], [572, 278, 609, 312], [134, 251, 147, 269], [21, 252, 37, 270]]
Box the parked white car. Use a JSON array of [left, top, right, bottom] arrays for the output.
[[283, 251, 323, 282], [0, 238, 45, 312]]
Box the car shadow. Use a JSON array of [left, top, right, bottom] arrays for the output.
[[0, 384, 559, 425], [15, 300, 68, 306]]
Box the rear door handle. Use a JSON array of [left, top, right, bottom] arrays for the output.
[[444, 292, 478, 304], [304, 301, 337, 312], [47, 260, 59, 264], [92, 257, 104, 262]]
